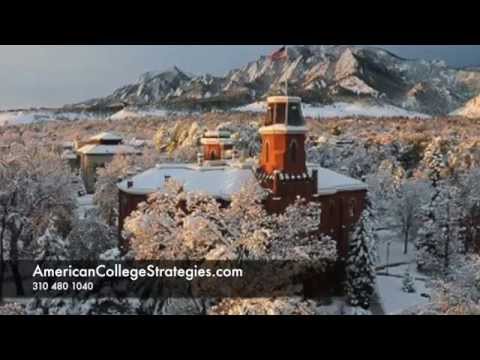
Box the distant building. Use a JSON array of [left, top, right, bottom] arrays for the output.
[[117, 97, 367, 260], [77, 132, 140, 193]]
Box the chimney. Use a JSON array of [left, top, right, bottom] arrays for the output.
[[311, 169, 318, 194]]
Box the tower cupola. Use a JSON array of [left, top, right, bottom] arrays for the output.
[[259, 96, 308, 175], [200, 129, 234, 162]]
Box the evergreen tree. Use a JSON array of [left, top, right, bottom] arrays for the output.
[[345, 204, 377, 309], [416, 138, 461, 274]]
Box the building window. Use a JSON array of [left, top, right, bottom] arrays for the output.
[[289, 140, 298, 163], [266, 104, 274, 126], [275, 103, 286, 124], [264, 141, 270, 162], [288, 103, 304, 126]]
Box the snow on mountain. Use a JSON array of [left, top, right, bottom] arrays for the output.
[[70, 45, 480, 116], [234, 101, 429, 119], [451, 94, 480, 118]]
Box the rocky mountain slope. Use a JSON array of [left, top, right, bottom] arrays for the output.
[[451, 94, 480, 118], [67, 45, 480, 116]]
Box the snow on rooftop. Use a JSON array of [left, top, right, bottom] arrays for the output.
[[61, 149, 77, 160], [88, 132, 123, 141], [77, 144, 139, 155], [203, 130, 231, 138], [308, 165, 367, 194], [118, 163, 255, 199], [267, 96, 302, 104], [118, 162, 367, 198]]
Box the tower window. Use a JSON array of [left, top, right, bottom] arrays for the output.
[[275, 103, 286, 124], [266, 104, 274, 126], [264, 141, 270, 162], [288, 103, 304, 126]]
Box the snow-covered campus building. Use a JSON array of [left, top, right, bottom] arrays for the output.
[[118, 96, 368, 258], [75, 132, 141, 193]]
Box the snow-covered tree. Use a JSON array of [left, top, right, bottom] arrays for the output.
[[415, 138, 462, 274], [391, 180, 430, 254], [94, 152, 162, 227], [223, 121, 261, 157], [66, 220, 117, 260], [0, 302, 25, 315], [454, 168, 480, 253], [208, 297, 320, 315], [270, 198, 336, 270], [30, 219, 68, 261], [345, 204, 377, 309], [0, 144, 75, 300], [123, 180, 337, 314], [410, 255, 480, 315], [125, 180, 336, 265], [26, 297, 142, 315]]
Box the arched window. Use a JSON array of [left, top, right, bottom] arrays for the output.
[[264, 141, 270, 162], [289, 140, 298, 163]]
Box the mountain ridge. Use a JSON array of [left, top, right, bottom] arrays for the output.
[[65, 45, 480, 116]]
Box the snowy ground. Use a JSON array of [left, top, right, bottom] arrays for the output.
[[376, 264, 430, 315], [0, 110, 100, 126], [234, 102, 430, 119], [109, 108, 193, 120], [375, 228, 431, 314], [0, 101, 431, 127]]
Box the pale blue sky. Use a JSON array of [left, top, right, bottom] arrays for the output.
[[0, 45, 479, 109]]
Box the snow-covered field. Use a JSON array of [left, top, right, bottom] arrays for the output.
[[375, 228, 431, 314], [0, 110, 98, 126], [110, 108, 169, 120], [0, 101, 431, 127], [376, 265, 430, 315], [235, 102, 430, 119], [109, 108, 195, 120]]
